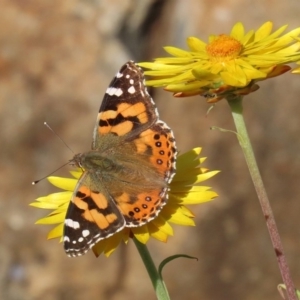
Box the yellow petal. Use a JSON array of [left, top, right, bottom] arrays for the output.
[[176, 148, 202, 171], [36, 212, 65, 225], [254, 21, 273, 41], [30, 202, 59, 209], [240, 29, 255, 46], [148, 222, 169, 242], [165, 81, 210, 93], [276, 28, 300, 45], [265, 24, 288, 40], [132, 226, 150, 244], [164, 46, 192, 57], [171, 185, 210, 194], [163, 205, 195, 226], [170, 190, 217, 204], [172, 167, 206, 182], [173, 170, 220, 186], [92, 240, 107, 257], [230, 22, 245, 41], [151, 215, 174, 236], [187, 37, 207, 52], [180, 206, 195, 217], [47, 176, 77, 191], [221, 71, 247, 86], [168, 212, 195, 226], [47, 223, 64, 239], [70, 170, 83, 179], [34, 191, 72, 204], [103, 233, 124, 257], [292, 66, 300, 74]]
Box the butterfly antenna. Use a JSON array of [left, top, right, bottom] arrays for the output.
[[32, 122, 75, 185], [44, 122, 74, 154], [32, 161, 71, 185]]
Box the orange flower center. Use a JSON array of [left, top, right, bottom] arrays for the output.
[[206, 34, 242, 61]]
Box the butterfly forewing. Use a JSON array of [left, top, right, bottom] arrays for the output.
[[64, 61, 177, 257], [93, 61, 158, 146], [63, 173, 126, 257]]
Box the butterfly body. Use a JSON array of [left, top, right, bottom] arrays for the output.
[[64, 61, 177, 257]]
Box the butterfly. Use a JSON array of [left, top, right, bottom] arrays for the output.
[[64, 61, 177, 257]]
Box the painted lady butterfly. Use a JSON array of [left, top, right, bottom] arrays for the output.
[[64, 61, 177, 257]]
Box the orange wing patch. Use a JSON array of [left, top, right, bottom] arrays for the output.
[[115, 190, 167, 226], [88, 209, 118, 230], [73, 186, 120, 230], [98, 102, 150, 136], [73, 186, 108, 209], [134, 126, 176, 178]]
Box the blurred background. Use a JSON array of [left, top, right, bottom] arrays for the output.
[[1, 0, 300, 299]]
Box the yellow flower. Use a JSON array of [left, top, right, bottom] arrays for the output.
[[31, 148, 218, 257], [139, 22, 300, 102]]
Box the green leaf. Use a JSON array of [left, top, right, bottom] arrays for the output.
[[158, 254, 198, 278]]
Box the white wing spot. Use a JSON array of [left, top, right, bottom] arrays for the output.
[[82, 229, 90, 237], [126, 74, 130, 78], [129, 79, 134, 85], [116, 72, 123, 78], [106, 87, 115, 95], [78, 237, 84, 243], [114, 88, 123, 97], [63, 236, 70, 242], [72, 240, 77, 244], [65, 219, 80, 229], [106, 87, 123, 97], [128, 86, 136, 94]]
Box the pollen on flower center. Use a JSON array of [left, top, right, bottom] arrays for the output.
[[206, 34, 242, 60]]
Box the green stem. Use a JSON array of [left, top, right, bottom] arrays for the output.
[[227, 96, 296, 300], [133, 237, 170, 300]]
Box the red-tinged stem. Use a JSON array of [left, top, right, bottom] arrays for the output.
[[227, 96, 296, 300]]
